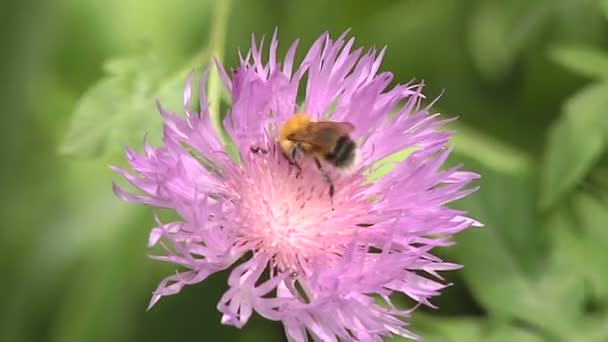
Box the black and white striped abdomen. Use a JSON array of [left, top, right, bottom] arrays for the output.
[[325, 136, 357, 169]]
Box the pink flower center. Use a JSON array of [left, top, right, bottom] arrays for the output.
[[224, 148, 373, 275]]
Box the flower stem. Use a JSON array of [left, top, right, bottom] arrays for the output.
[[207, 0, 240, 162]]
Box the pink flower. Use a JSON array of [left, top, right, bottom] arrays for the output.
[[113, 30, 481, 341]]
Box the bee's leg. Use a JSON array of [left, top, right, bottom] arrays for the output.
[[314, 157, 335, 210], [284, 145, 302, 179], [282, 152, 302, 179]]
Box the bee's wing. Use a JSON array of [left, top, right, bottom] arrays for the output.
[[287, 121, 355, 147], [323, 121, 355, 134]]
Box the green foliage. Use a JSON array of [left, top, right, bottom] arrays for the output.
[[541, 80, 608, 209], [366, 148, 417, 182], [550, 45, 608, 79], [467, 0, 551, 82], [602, 0, 608, 19], [448, 122, 532, 174], [403, 315, 544, 342], [541, 40, 608, 209], [549, 192, 608, 308], [4, 0, 608, 341], [49, 211, 151, 342], [58, 52, 192, 158], [407, 315, 486, 342], [450, 166, 560, 332], [448, 155, 608, 341]]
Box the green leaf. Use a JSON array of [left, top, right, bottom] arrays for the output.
[[59, 52, 201, 159], [467, 0, 552, 82], [366, 148, 417, 182], [402, 315, 545, 342], [550, 45, 608, 79], [485, 324, 544, 342], [552, 1, 607, 47], [449, 163, 582, 340], [369, 121, 534, 183], [468, 1, 513, 82], [405, 315, 485, 342], [548, 191, 608, 308], [575, 315, 608, 342], [449, 122, 532, 175], [541, 82, 608, 208], [58, 78, 139, 157], [601, 0, 608, 20]]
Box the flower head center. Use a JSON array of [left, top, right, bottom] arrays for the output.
[[227, 148, 369, 274]]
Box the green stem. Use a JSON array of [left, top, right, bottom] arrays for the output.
[[207, 0, 240, 162]]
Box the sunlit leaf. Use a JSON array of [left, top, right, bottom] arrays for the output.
[[366, 148, 417, 182], [59, 52, 202, 159], [550, 45, 608, 79], [58, 77, 145, 158], [541, 82, 608, 208]]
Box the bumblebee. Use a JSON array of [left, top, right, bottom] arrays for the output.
[[277, 113, 358, 200]]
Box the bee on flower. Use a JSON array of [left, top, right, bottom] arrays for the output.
[[113, 30, 481, 341]]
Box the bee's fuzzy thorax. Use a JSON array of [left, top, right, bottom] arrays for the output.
[[278, 113, 313, 156]]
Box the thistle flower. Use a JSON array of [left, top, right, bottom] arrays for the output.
[[113, 31, 480, 341]]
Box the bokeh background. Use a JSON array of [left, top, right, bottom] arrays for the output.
[[2, 0, 608, 341]]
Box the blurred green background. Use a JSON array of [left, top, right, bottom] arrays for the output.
[[2, 0, 608, 341]]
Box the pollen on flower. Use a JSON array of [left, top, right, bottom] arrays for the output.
[[225, 146, 369, 275]]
